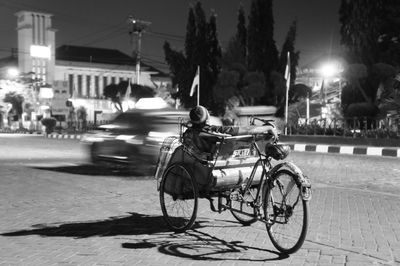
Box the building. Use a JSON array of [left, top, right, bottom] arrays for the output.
[[0, 10, 170, 129]]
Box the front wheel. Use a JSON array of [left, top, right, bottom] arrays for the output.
[[159, 163, 198, 232], [263, 169, 309, 254]]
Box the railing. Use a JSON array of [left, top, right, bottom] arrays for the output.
[[56, 120, 111, 134], [285, 117, 400, 139]]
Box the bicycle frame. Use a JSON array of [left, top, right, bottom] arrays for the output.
[[210, 134, 274, 224]]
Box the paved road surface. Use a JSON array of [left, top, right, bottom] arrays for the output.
[[0, 134, 399, 265]]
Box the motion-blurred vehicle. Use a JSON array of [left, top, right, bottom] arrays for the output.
[[81, 108, 221, 174]]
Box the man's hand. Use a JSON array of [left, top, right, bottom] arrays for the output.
[[248, 126, 279, 140]]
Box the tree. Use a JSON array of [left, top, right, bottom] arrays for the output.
[[164, 42, 193, 108], [241, 71, 266, 106], [247, 0, 278, 76], [378, 0, 400, 67], [129, 83, 156, 99], [247, 0, 279, 104], [342, 64, 370, 103], [279, 20, 300, 86], [76, 106, 88, 130], [205, 11, 222, 110], [222, 5, 247, 68], [270, 71, 286, 105], [213, 70, 239, 102], [103, 83, 123, 112], [164, 1, 222, 110], [339, 0, 383, 65], [4, 92, 24, 128], [289, 83, 312, 104], [103, 81, 155, 112]]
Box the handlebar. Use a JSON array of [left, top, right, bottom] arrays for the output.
[[250, 117, 275, 127]]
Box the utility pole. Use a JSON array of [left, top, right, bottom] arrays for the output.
[[127, 15, 151, 85]]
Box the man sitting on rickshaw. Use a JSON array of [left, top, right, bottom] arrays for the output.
[[182, 105, 279, 159]]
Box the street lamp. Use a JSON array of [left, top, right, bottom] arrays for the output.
[[318, 62, 343, 121], [127, 15, 151, 85], [7, 68, 19, 79]]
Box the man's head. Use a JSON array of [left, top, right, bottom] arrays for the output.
[[189, 105, 209, 126]]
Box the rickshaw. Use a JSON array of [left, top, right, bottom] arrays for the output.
[[154, 117, 312, 255]]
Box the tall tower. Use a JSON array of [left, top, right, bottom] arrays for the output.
[[15, 11, 56, 85]]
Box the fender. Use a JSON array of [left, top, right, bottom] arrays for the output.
[[268, 162, 312, 201]]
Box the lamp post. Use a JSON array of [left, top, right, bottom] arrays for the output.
[[319, 62, 342, 122], [127, 16, 151, 85]]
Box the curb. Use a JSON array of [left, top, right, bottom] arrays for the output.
[[284, 143, 400, 158], [46, 134, 81, 140], [45, 134, 400, 158]]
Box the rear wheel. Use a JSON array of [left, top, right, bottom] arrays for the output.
[[264, 169, 309, 254], [160, 163, 198, 232]]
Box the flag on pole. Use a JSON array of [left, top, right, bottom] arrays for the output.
[[71, 84, 78, 99], [319, 79, 325, 104], [190, 66, 200, 97], [125, 79, 132, 98], [284, 52, 291, 88], [284, 52, 291, 135]]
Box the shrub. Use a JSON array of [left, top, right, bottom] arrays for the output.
[[41, 117, 57, 134]]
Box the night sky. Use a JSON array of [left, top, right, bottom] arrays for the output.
[[0, 0, 341, 72]]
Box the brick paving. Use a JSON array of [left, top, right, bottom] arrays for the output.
[[1, 140, 400, 265]]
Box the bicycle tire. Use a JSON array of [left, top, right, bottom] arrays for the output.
[[159, 163, 198, 232], [263, 169, 309, 254]]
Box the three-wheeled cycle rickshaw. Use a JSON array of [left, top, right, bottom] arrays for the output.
[[154, 117, 312, 255]]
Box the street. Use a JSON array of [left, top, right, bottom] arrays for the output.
[[0, 134, 399, 265]]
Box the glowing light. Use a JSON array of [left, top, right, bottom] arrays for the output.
[[30, 45, 51, 59], [135, 97, 169, 109], [7, 68, 19, 78], [320, 63, 339, 77], [39, 87, 54, 98]]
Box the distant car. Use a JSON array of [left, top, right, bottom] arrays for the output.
[[81, 108, 221, 174]]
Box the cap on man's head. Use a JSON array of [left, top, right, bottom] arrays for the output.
[[189, 105, 210, 124]]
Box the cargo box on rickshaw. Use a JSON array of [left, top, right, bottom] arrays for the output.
[[154, 124, 272, 198]]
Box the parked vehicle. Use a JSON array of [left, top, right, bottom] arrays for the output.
[[81, 108, 221, 174]]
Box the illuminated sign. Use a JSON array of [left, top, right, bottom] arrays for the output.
[[30, 45, 51, 59], [39, 87, 54, 98]]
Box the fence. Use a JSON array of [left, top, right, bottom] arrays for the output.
[[286, 117, 400, 139], [55, 120, 111, 133]]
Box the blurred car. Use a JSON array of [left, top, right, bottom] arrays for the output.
[[81, 108, 222, 174]]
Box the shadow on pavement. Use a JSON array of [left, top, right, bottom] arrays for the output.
[[1, 212, 205, 238], [1, 212, 288, 261], [30, 164, 152, 178], [122, 229, 288, 262]]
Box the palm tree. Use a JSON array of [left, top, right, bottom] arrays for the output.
[[3, 92, 24, 128]]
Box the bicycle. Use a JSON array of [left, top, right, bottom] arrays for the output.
[[154, 117, 312, 255]]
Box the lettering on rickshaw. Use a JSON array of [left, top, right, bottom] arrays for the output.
[[232, 148, 251, 158]]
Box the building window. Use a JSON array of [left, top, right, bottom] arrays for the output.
[[86, 75, 91, 97], [95, 76, 99, 98], [68, 74, 74, 96], [77, 75, 82, 96], [111, 77, 116, 84]]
